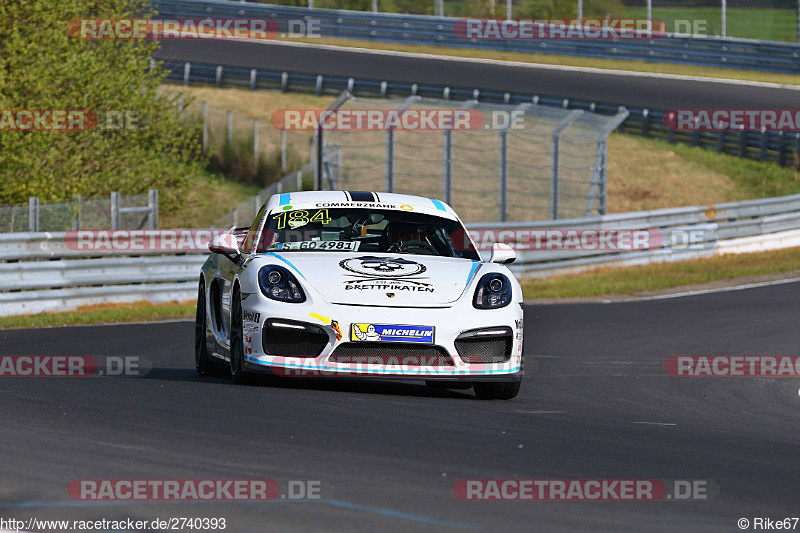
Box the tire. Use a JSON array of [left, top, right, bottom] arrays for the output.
[[195, 279, 214, 376], [473, 379, 521, 400], [229, 288, 252, 385]]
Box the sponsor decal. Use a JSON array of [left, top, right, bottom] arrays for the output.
[[315, 202, 397, 209], [244, 335, 253, 355], [351, 323, 435, 343], [243, 310, 261, 323], [331, 320, 342, 342], [400, 205, 414, 211], [340, 256, 434, 292]]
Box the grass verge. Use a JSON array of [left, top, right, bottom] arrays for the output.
[[275, 36, 800, 86], [0, 301, 196, 330], [520, 246, 800, 300]]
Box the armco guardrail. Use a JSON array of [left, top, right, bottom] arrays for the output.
[[1, 194, 799, 316], [162, 60, 800, 168], [153, 0, 800, 74]]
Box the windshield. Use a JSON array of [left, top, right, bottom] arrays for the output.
[[255, 207, 479, 260]]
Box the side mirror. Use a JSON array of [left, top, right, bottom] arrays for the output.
[[209, 232, 241, 262], [489, 242, 516, 264]]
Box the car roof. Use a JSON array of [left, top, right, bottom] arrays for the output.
[[264, 191, 459, 219]]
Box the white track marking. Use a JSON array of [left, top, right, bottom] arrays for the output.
[[607, 277, 800, 303], [227, 38, 800, 91]]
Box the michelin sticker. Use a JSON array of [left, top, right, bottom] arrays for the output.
[[351, 323, 435, 343]]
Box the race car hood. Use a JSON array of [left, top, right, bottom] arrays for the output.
[[265, 252, 480, 307]]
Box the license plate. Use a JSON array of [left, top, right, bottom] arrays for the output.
[[350, 323, 435, 343]]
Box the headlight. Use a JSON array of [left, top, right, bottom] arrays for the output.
[[258, 265, 306, 303], [473, 272, 512, 309]]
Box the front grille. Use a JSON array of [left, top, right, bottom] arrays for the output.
[[455, 327, 513, 363], [262, 320, 329, 357], [329, 343, 454, 366]]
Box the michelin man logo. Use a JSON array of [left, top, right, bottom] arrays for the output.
[[352, 324, 381, 341]]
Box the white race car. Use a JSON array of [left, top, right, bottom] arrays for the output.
[[195, 191, 524, 399]]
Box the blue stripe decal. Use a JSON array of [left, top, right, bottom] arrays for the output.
[[279, 193, 291, 205], [265, 252, 306, 279], [245, 355, 519, 375], [431, 199, 446, 211], [466, 260, 480, 285]]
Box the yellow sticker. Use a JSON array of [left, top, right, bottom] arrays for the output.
[[400, 204, 414, 211], [310, 312, 330, 324]]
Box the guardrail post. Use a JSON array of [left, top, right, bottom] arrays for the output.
[[779, 131, 787, 167], [281, 129, 287, 172], [760, 130, 769, 162], [385, 129, 394, 193], [227, 111, 233, 148], [215, 65, 223, 87], [202, 101, 208, 153], [76, 194, 82, 231], [281, 72, 289, 92], [250, 69, 257, 90], [183, 62, 191, 86], [443, 129, 452, 205], [717, 131, 725, 152], [499, 130, 508, 222], [316, 75, 324, 96], [641, 109, 650, 137], [739, 130, 748, 157], [110, 192, 120, 231], [314, 127, 323, 191], [253, 118, 259, 174], [28, 197, 39, 232], [148, 189, 159, 229]]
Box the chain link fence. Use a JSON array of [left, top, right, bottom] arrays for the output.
[[314, 93, 627, 223], [0, 191, 158, 233]]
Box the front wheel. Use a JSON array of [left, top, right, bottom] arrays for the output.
[[473, 379, 521, 400], [195, 279, 214, 376], [229, 289, 252, 385]]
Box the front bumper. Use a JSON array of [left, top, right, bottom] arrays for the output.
[[240, 299, 524, 380]]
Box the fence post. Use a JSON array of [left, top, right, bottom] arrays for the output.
[[297, 169, 303, 191], [28, 197, 39, 232], [599, 139, 608, 216], [281, 129, 287, 172], [76, 194, 82, 231], [227, 111, 233, 148], [721, 0, 727, 38], [499, 130, 508, 222], [178, 97, 184, 121], [232, 209, 238, 227], [202, 101, 208, 153], [506, 0, 511, 20], [443, 130, 452, 205], [148, 189, 159, 229], [385, 129, 394, 193], [779, 131, 787, 167], [314, 127, 323, 190], [253, 118, 259, 174], [110, 192, 120, 230], [372, 0, 378, 12], [577, 0, 583, 19], [550, 110, 583, 220]]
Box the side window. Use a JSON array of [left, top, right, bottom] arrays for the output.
[[243, 206, 267, 253]]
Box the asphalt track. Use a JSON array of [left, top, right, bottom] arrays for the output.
[[155, 40, 800, 110], [0, 281, 798, 531]]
